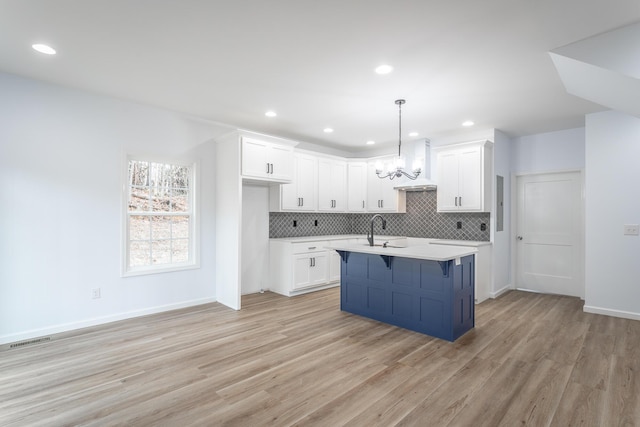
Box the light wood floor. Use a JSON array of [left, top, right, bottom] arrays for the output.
[[1, 289, 639, 426]]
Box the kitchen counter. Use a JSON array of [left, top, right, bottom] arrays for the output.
[[429, 239, 491, 247], [270, 234, 406, 243], [327, 242, 477, 262], [335, 246, 476, 341]]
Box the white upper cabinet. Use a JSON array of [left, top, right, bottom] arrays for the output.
[[273, 152, 317, 211], [318, 158, 347, 211], [366, 158, 406, 213], [435, 140, 493, 212], [347, 161, 367, 212], [241, 137, 294, 183]]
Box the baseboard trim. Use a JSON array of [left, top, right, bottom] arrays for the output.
[[583, 305, 640, 321], [490, 284, 513, 299], [0, 297, 217, 346]]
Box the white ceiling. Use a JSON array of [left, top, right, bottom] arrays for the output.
[[1, 0, 639, 152]]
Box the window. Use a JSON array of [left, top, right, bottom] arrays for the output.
[[124, 159, 197, 275]]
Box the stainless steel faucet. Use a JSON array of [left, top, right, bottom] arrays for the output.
[[367, 214, 387, 246]]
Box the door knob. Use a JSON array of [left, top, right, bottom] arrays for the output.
[[517, 236, 523, 240]]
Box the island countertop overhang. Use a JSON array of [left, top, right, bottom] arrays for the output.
[[326, 243, 477, 262]]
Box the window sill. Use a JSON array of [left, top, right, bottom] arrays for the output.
[[122, 262, 200, 278]]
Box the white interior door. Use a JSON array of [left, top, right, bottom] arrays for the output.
[[516, 172, 583, 297]]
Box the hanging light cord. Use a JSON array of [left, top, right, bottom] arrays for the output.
[[397, 99, 403, 158]]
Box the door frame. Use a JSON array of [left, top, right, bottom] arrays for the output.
[[510, 169, 585, 299]]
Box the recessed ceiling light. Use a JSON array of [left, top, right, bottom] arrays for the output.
[[366, 140, 375, 145], [375, 64, 393, 75], [323, 128, 334, 133], [265, 111, 277, 117], [32, 43, 56, 55], [409, 132, 419, 137], [462, 120, 475, 127]]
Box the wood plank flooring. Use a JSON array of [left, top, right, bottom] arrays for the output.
[[1, 289, 639, 426]]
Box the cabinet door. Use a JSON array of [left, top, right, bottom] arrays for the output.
[[331, 161, 347, 211], [241, 138, 269, 179], [367, 159, 402, 212], [292, 254, 312, 289], [296, 154, 317, 211], [457, 146, 482, 211], [280, 178, 299, 211], [367, 162, 383, 210], [269, 144, 294, 181], [317, 159, 335, 211], [379, 175, 398, 212], [309, 253, 328, 286], [280, 154, 317, 211], [318, 159, 347, 211], [347, 162, 367, 212], [292, 253, 327, 289], [436, 150, 461, 211]]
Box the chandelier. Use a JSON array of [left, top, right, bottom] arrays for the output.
[[375, 99, 422, 180]]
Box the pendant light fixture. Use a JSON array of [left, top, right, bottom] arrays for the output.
[[375, 99, 422, 180]]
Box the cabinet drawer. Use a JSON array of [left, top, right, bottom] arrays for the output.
[[292, 241, 329, 254]]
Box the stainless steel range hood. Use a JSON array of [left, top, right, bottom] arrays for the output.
[[394, 139, 437, 192]]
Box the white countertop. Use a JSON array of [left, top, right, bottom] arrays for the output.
[[270, 235, 490, 248], [326, 242, 477, 262], [428, 239, 492, 247], [270, 234, 406, 243]]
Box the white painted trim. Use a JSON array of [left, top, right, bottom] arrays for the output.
[[0, 297, 217, 345], [121, 156, 200, 277], [583, 305, 640, 321], [490, 284, 513, 299]]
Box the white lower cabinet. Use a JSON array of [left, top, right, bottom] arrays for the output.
[[269, 236, 405, 296], [270, 239, 339, 296], [292, 251, 328, 290]]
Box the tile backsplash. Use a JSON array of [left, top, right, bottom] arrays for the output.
[[269, 191, 490, 241]]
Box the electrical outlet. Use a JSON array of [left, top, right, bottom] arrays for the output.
[[92, 288, 101, 299], [624, 224, 639, 236], [456, 221, 462, 229]]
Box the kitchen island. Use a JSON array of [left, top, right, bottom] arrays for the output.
[[329, 243, 477, 342]]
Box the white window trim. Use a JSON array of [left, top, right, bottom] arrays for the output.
[[121, 155, 200, 277]]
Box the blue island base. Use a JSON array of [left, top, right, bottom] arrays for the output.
[[338, 251, 475, 342]]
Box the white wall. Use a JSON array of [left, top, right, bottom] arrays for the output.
[[491, 130, 512, 295], [0, 72, 227, 344], [241, 184, 270, 294], [584, 110, 640, 319], [511, 127, 585, 174]]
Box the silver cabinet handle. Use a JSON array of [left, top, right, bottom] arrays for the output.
[[362, 200, 365, 209], [266, 163, 270, 174], [455, 197, 458, 206], [459, 196, 462, 206]]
